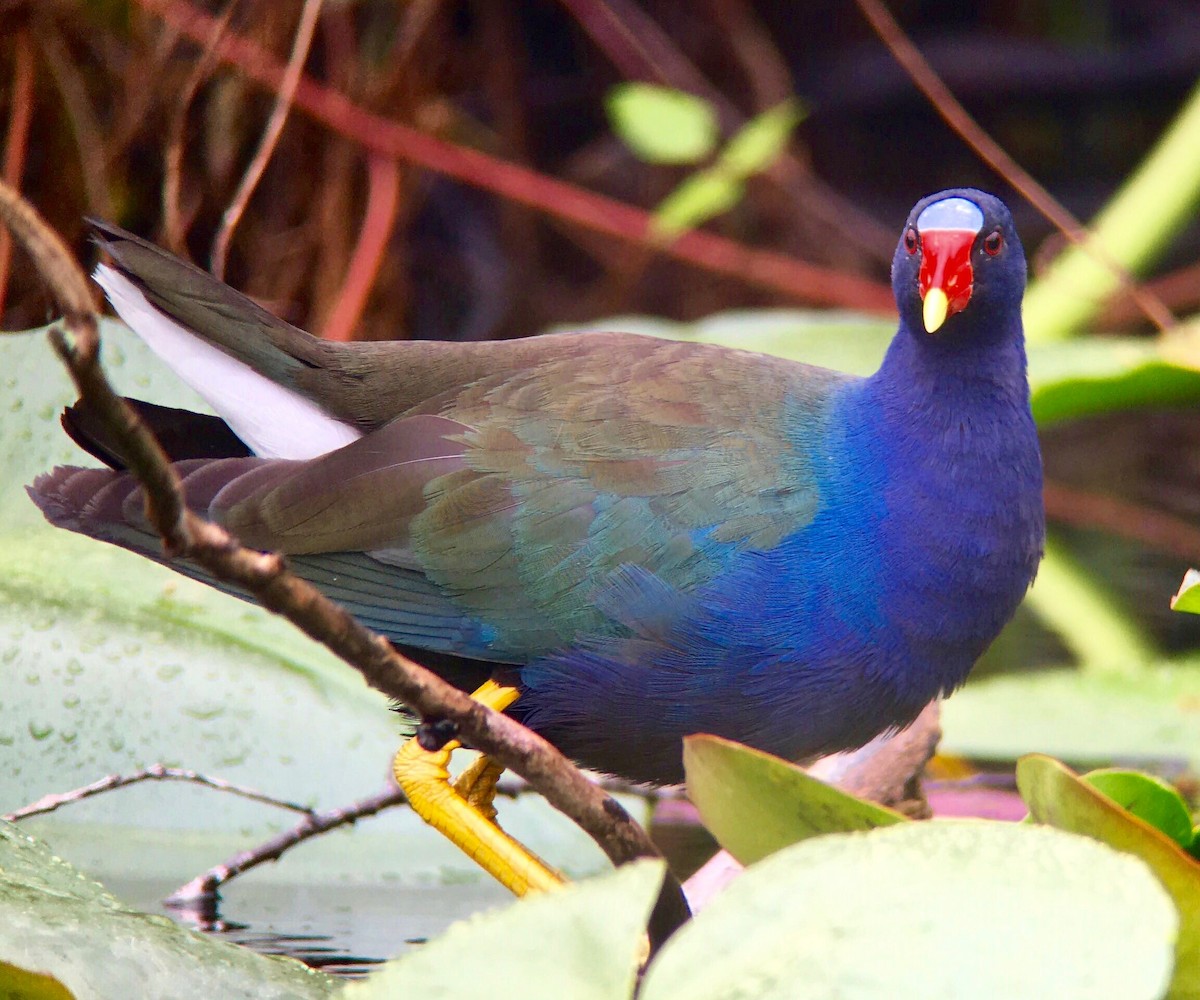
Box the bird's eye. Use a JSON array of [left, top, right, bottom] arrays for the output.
[[983, 231, 1003, 256], [904, 228, 919, 254]]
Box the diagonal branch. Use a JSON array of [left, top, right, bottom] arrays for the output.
[[0, 178, 690, 947]]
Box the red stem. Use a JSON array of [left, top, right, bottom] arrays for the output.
[[0, 31, 35, 321], [323, 155, 402, 342], [137, 0, 894, 312]]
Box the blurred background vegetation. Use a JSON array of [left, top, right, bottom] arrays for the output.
[[3, 0, 1200, 974]]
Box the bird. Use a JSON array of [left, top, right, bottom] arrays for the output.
[[28, 188, 1044, 894]]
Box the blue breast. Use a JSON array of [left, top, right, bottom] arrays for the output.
[[516, 333, 1044, 784]]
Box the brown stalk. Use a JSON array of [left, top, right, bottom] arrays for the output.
[[209, 0, 324, 279], [0, 30, 35, 321], [0, 178, 689, 945], [322, 155, 402, 342], [134, 0, 895, 312], [1043, 480, 1200, 563]]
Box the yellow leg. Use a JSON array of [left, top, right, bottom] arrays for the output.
[[392, 679, 564, 896]]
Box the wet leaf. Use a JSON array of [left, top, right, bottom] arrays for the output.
[[683, 734, 904, 865], [0, 821, 336, 999], [642, 821, 1176, 1000], [1018, 754, 1200, 996], [342, 860, 664, 1000]]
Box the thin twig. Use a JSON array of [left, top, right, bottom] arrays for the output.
[[163, 1, 234, 257], [166, 786, 407, 905], [38, 26, 116, 221], [4, 765, 318, 822], [134, 0, 894, 312], [0, 180, 690, 945], [210, 0, 325, 279], [322, 155, 402, 342], [0, 30, 35, 321], [853, 0, 1176, 333]]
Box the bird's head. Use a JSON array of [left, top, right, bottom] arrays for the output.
[[891, 188, 1026, 338]]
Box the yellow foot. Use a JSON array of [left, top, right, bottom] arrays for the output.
[[392, 679, 564, 896]]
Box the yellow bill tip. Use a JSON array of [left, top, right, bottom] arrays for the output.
[[923, 287, 949, 334]]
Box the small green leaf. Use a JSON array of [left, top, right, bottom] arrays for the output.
[[1171, 569, 1200, 614], [641, 821, 1177, 1000], [683, 735, 905, 866], [606, 84, 718, 164], [1018, 754, 1200, 996], [0, 960, 76, 999], [717, 98, 806, 177], [0, 822, 336, 999], [341, 860, 665, 1000], [1085, 769, 1197, 851], [651, 170, 743, 237]]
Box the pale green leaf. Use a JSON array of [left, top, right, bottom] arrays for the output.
[[0, 821, 336, 999], [341, 860, 664, 1000], [641, 821, 1176, 1000], [718, 98, 806, 177], [651, 170, 744, 237], [683, 734, 904, 865], [606, 84, 718, 164], [1018, 754, 1200, 995]]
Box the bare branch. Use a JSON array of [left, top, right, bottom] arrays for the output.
[[4, 765, 317, 822], [0, 180, 690, 942], [210, 0, 324, 279], [166, 786, 406, 907]]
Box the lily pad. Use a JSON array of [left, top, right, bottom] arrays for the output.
[[1018, 754, 1200, 996], [682, 734, 904, 865], [640, 820, 1177, 1000], [0, 820, 336, 999], [341, 860, 664, 1000], [940, 665, 1200, 772]]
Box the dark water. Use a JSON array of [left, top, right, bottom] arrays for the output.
[[106, 873, 513, 978]]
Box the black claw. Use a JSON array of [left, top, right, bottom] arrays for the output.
[[417, 718, 458, 751]]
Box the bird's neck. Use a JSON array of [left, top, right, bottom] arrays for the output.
[[868, 312, 1032, 425]]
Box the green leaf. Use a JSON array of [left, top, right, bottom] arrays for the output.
[[651, 169, 744, 237], [1018, 754, 1200, 996], [340, 860, 664, 1000], [941, 664, 1200, 772], [1084, 770, 1197, 851], [1171, 569, 1200, 615], [682, 735, 904, 865], [0, 959, 76, 1000], [641, 821, 1176, 1000], [1026, 338, 1200, 427], [0, 821, 336, 999], [717, 98, 806, 177], [606, 84, 718, 164]]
